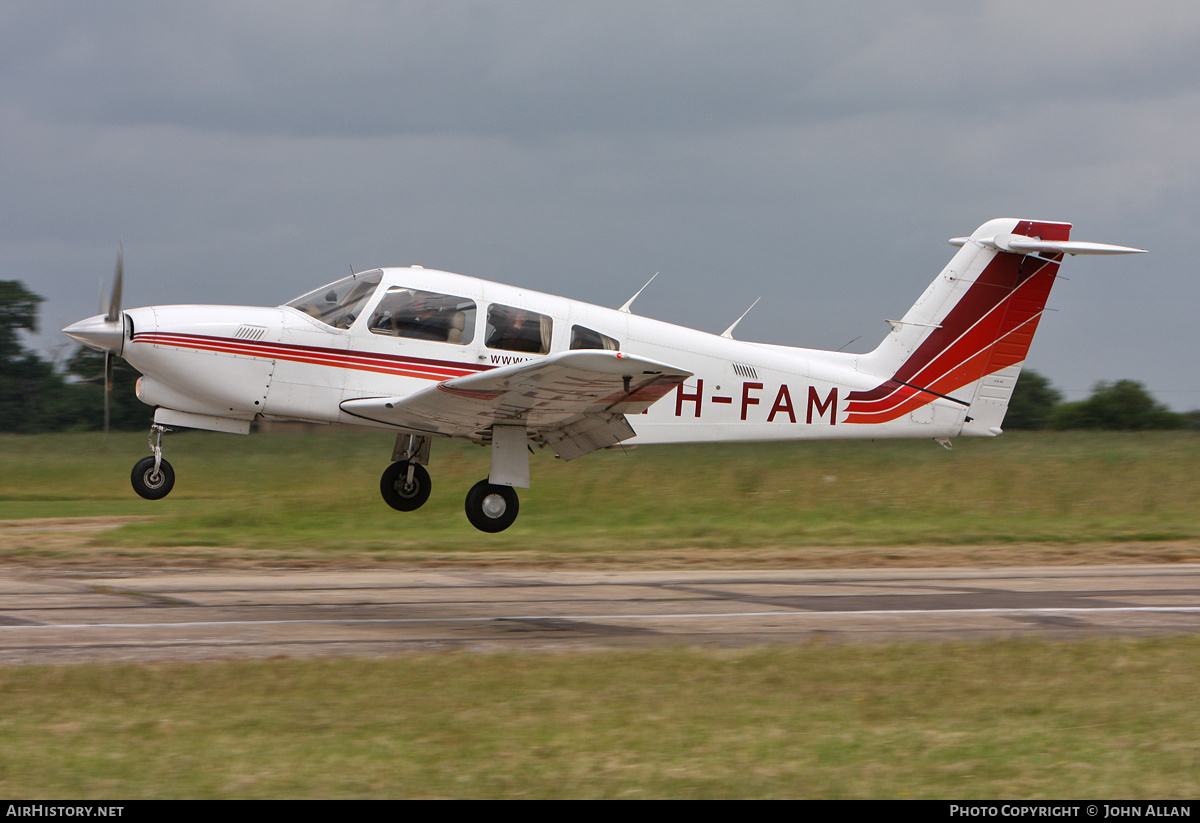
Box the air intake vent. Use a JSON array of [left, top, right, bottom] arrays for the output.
[[234, 325, 267, 340], [732, 363, 758, 379]]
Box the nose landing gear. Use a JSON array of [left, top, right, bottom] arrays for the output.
[[131, 424, 175, 500], [380, 461, 431, 511], [379, 433, 433, 511]]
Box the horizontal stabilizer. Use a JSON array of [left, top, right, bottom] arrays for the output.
[[950, 233, 1147, 256]]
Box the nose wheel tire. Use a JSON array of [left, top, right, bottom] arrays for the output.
[[380, 461, 432, 511], [464, 480, 519, 533], [131, 456, 175, 500]]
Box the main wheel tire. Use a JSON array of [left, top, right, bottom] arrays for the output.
[[464, 480, 519, 533], [380, 461, 432, 511], [131, 456, 175, 500]]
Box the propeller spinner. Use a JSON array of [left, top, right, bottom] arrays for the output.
[[62, 246, 127, 438]]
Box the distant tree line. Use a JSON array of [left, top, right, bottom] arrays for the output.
[[1003, 371, 1190, 430], [0, 281, 147, 433], [0, 280, 1193, 433]]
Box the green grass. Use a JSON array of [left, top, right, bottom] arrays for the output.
[[1, 638, 1197, 799], [4, 433, 1200, 799], [3, 429, 1200, 559]]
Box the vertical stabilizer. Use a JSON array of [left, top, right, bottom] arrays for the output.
[[845, 219, 1143, 436]]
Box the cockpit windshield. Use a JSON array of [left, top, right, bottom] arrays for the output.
[[284, 271, 383, 329]]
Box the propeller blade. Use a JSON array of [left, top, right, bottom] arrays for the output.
[[64, 244, 127, 354], [105, 244, 124, 323], [104, 351, 113, 444]]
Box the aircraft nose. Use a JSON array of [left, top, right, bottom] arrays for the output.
[[62, 313, 125, 354]]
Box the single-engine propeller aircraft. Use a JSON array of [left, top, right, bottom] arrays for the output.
[[63, 218, 1144, 532]]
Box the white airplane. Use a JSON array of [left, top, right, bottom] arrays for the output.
[[63, 218, 1144, 532]]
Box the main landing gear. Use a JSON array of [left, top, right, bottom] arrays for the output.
[[379, 429, 527, 533], [464, 481, 519, 533], [131, 424, 175, 500]]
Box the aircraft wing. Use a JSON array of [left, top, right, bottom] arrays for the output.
[[340, 350, 692, 460]]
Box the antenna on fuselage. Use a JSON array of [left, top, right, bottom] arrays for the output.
[[618, 272, 659, 314], [720, 297, 761, 339]]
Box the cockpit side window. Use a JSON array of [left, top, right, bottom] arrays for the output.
[[369, 287, 476, 345], [485, 304, 551, 354], [285, 272, 383, 329], [570, 325, 620, 351]]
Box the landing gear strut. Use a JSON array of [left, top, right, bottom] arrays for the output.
[[379, 432, 433, 511], [464, 480, 519, 533], [131, 424, 175, 500]]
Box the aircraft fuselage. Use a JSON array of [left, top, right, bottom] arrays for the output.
[[120, 267, 964, 445]]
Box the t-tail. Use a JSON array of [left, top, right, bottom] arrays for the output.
[[846, 218, 1145, 436]]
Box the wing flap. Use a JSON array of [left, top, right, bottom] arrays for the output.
[[541, 414, 637, 461]]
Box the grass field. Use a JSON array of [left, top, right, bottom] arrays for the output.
[[1, 639, 1197, 799], [3, 430, 1199, 798], [2, 429, 1200, 562]]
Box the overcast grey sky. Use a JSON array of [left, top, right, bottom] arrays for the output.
[[4, 1, 1197, 407]]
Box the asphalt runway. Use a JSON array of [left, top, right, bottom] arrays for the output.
[[2, 564, 1199, 663]]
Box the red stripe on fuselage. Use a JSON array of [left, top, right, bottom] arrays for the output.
[[131, 332, 491, 382]]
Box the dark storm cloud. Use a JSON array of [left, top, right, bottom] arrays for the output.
[[2, 1, 1198, 407], [5, 2, 838, 137], [17, 1, 1197, 140]]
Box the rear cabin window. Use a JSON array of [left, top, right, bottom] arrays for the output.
[[485, 304, 551, 354], [570, 325, 620, 351], [369, 288, 476, 345]]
